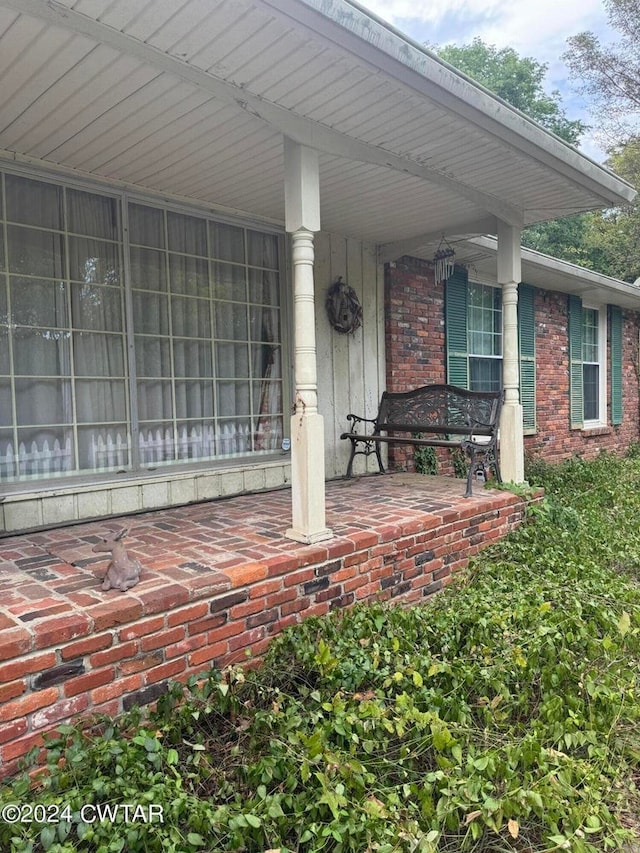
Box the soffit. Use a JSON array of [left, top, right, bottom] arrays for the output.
[[0, 0, 634, 245]]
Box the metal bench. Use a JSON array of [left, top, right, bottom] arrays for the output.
[[340, 384, 503, 497]]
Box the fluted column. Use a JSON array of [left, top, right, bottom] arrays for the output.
[[497, 220, 525, 484], [284, 138, 332, 543]]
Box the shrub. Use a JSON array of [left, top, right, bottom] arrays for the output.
[[3, 453, 640, 852]]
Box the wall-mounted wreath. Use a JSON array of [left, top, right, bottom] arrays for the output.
[[326, 276, 363, 334]]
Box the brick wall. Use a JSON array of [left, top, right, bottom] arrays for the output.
[[0, 490, 531, 778], [385, 258, 640, 468]]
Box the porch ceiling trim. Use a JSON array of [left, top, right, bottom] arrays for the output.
[[265, 0, 636, 208], [2, 0, 524, 226]]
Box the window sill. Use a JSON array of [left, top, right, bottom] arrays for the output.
[[581, 426, 612, 437]]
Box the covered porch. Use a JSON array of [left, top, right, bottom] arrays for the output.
[[0, 474, 535, 776]]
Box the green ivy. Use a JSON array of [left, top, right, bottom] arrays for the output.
[[3, 451, 640, 852]]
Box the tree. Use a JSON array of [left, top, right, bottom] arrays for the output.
[[564, 0, 640, 142], [437, 38, 586, 145], [581, 139, 640, 282], [436, 38, 591, 266]]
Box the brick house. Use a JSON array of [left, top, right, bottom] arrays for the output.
[[385, 237, 640, 473], [0, 0, 636, 540]]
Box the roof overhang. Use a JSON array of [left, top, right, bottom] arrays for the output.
[[0, 0, 635, 245], [396, 234, 640, 310]]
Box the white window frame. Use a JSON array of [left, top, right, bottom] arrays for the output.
[[582, 303, 607, 429]]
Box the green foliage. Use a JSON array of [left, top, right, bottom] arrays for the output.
[[437, 38, 586, 145], [4, 453, 640, 851], [414, 443, 438, 475], [450, 447, 468, 479]]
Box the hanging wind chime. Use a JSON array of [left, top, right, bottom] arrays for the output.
[[433, 236, 456, 284]]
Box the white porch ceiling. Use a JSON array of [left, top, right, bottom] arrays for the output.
[[0, 0, 635, 245]]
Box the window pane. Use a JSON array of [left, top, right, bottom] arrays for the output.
[[0, 331, 9, 376], [138, 422, 175, 463], [0, 382, 12, 425], [137, 381, 172, 422], [210, 222, 244, 262], [582, 308, 598, 363], [171, 296, 211, 338], [15, 379, 71, 425], [247, 230, 278, 268], [129, 203, 165, 248], [73, 332, 124, 376], [214, 302, 248, 340], [217, 342, 249, 378], [212, 262, 246, 300], [71, 284, 122, 331], [67, 189, 118, 239], [10, 278, 68, 328], [135, 337, 171, 377], [175, 381, 214, 419], [468, 283, 502, 358], [168, 254, 209, 297], [7, 226, 65, 278], [249, 269, 279, 305], [75, 380, 127, 422], [13, 327, 70, 375], [132, 291, 169, 335], [583, 363, 599, 420], [469, 357, 501, 392], [217, 381, 250, 416], [167, 212, 207, 256], [68, 237, 120, 286], [173, 340, 212, 377], [250, 305, 280, 342], [5, 175, 63, 229], [130, 247, 166, 292], [78, 425, 129, 471], [15, 427, 73, 477]]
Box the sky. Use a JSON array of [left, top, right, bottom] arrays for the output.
[[355, 0, 616, 162]]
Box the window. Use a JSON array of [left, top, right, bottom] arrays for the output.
[[468, 282, 502, 392], [568, 295, 610, 428], [444, 267, 536, 431], [0, 171, 285, 482]]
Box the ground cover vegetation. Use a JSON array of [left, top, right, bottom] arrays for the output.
[[2, 451, 640, 852]]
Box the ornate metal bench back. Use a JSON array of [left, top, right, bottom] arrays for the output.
[[376, 384, 502, 435]]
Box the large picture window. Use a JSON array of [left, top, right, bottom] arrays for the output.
[[0, 172, 284, 482]]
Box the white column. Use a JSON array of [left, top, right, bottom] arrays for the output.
[[284, 138, 332, 543], [497, 220, 525, 484]]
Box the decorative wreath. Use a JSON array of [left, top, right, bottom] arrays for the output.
[[326, 277, 363, 334]]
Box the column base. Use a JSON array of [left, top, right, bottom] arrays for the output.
[[499, 402, 525, 484], [286, 526, 333, 544]]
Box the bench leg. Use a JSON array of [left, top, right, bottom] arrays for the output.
[[374, 442, 385, 474], [345, 439, 357, 478]]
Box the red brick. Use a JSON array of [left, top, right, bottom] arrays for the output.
[[265, 588, 297, 609], [228, 627, 265, 653], [326, 540, 356, 560], [140, 626, 185, 652], [280, 596, 310, 617], [283, 568, 315, 588], [229, 562, 268, 588], [165, 635, 207, 659], [167, 602, 208, 628], [137, 584, 190, 615], [0, 679, 26, 703], [188, 641, 228, 668], [2, 687, 59, 721], [119, 616, 165, 641], [2, 731, 46, 764], [31, 694, 89, 729], [91, 674, 143, 705], [87, 598, 144, 632], [145, 658, 185, 685], [0, 718, 27, 745], [90, 640, 139, 668], [61, 633, 113, 661], [230, 598, 267, 619], [249, 578, 282, 599], [0, 651, 57, 683], [119, 651, 163, 675], [64, 668, 114, 698], [187, 613, 228, 636], [0, 628, 32, 661]]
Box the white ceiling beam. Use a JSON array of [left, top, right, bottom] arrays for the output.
[[3, 0, 524, 226]]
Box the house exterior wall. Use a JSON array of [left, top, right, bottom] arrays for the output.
[[314, 231, 386, 479], [385, 256, 640, 471]]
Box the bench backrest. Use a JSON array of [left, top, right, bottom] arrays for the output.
[[376, 384, 503, 436]]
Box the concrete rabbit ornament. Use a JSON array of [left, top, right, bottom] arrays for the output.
[[92, 528, 142, 592]]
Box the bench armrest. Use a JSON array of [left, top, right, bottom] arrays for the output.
[[344, 413, 377, 433]]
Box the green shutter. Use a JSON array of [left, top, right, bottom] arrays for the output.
[[568, 294, 583, 429], [518, 283, 536, 433], [445, 266, 468, 387], [609, 304, 623, 425]]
